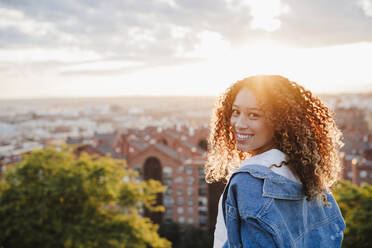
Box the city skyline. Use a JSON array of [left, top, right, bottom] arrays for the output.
[[1, 0, 372, 99]]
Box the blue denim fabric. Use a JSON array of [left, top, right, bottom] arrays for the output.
[[221, 164, 345, 248]]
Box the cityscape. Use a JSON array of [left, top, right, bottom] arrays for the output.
[[1, 93, 371, 230]]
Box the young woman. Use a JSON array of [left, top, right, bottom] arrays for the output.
[[206, 75, 345, 248]]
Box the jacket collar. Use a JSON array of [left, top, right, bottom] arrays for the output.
[[233, 164, 305, 200], [239, 149, 300, 183], [240, 148, 286, 168]]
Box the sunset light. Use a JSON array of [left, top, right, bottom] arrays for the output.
[[0, 2, 371, 247], [0, 1, 371, 98]]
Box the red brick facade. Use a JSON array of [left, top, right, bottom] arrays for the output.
[[114, 126, 213, 227], [341, 150, 372, 185]]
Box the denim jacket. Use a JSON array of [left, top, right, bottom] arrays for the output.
[[221, 164, 345, 248]]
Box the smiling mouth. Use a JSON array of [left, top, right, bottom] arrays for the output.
[[235, 133, 254, 141]]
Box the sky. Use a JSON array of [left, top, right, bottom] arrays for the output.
[[1, 0, 372, 99]]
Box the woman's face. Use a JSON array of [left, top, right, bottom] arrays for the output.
[[230, 87, 275, 155]]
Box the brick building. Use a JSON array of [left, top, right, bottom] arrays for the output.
[[335, 107, 372, 185], [112, 126, 224, 228], [0, 125, 223, 229], [341, 149, 372, 185]]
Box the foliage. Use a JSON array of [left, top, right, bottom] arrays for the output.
[[158, 221, 181, 248], [333, 180, 372, 248], [158, 221, 213, 248], [0, 148, 171, 248], [179, 225, 213, 248]]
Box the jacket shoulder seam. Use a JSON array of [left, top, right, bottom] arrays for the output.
[[294, 215, 340, 243]]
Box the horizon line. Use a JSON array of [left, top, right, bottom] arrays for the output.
[[1, 91, 371, 101]]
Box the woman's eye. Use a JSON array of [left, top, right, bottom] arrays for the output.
[[247, 113, 259, 118], [232, 109, 239, 115]]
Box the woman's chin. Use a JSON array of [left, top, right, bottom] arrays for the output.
[[236, 144, 254, 153]]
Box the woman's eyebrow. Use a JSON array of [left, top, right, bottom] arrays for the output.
[[232, 105, 261, 111]]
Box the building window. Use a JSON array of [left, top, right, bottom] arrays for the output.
[[178, 166, 184, 173], [175, 177, 183, 183], [199, 216, 207, 227], [165, 208, 172, 216], [163, 178, 172, 186], [187, 197, 193, 206], [347, 171, 353, 178], [178, 217, 185, 224], [163, 167, 172, 176], [188, 207, 193, 214], [198, 166, 205, 176], [369, 173, 372, 178], [198, 197, 207, 207], [187, 187, 193, 195], [360, 171, 367, 178], [159, 138, 168, 145], [164, 197, 174, 207], [198, 210, 207, 216], [177, 197, 183, 205], [186, 167, 193, 175], [138, 208, 144, 215], [177, 187, 183, 195], [134, 167, 142, 176], [135, 177, 142, 183], [177, 207, 184, 214], [198, 139, 208, 152], [187, 177, 195, 185], [199, 178, 205, 185], [164, 189, 172, 195], [187, 218, 194, 224], [198, 187, 207, 196]]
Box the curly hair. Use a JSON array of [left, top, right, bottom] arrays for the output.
[[205, 75, 343, 204]]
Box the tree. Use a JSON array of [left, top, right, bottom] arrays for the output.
[[158, 221, 213, 248], [0, 148, 171, 248], [333, 180, 372, 248], [179, 225, 213, 248], [158, 221, 181, 248]]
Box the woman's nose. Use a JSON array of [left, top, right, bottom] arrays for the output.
[[235, 115, 249, 129]]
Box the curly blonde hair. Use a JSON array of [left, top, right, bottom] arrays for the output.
[[205, 75, 343, 203]]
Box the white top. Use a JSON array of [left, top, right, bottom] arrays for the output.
[[212, 149, 301, 248]]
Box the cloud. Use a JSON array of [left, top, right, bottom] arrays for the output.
[[358, 0, 372, 17], [60, 56, 202, 76], [0, 0, 371, 76], [274, 0, 372, 47], [0, 8, 54, 36]]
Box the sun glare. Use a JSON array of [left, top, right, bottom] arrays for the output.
[[1, 1, 371, 99], [240, 0, 290, 32]]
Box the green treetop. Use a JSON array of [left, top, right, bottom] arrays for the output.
[[0, 148, 171, 248], [333, 180, 372, 248]]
